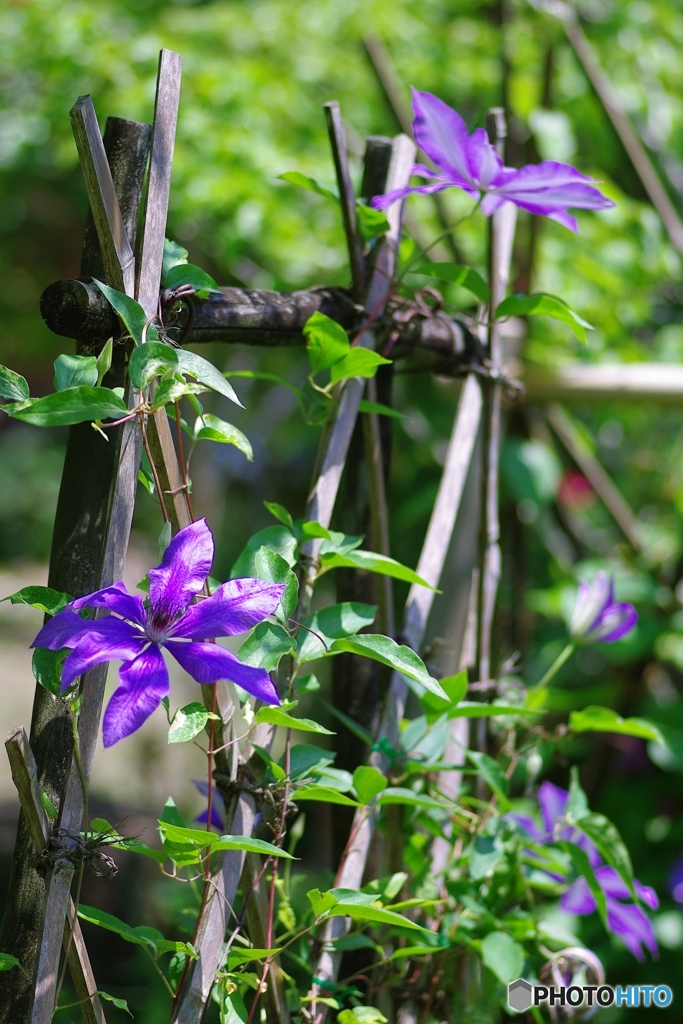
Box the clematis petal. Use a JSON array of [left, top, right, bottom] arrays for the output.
[[171, 579, 285, 640], [411, 89, 477, 188], [561, 876, 596, 915], [506, 813, 543, 841], [538, 780, 568, 835], [492, 161, 615, 212], [371, 180, 465, 210], [192, 779, 226, 830], [586, 602, 638, 643], [569, 571, 613, 640], [465, 127, 504, 189], [148, 518, 214, 623], [60, 619, 147, 689], [605, 898, 658, 961], [165, 640, 280, 704], [596, 866, 659, 909], [103, 645, 169, 747], [31, 609, 95, 651], [69, 581, 146, 627]]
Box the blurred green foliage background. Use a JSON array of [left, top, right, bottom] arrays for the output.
[[4, 0, 683, 1018]]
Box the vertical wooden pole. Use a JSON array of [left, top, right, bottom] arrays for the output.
[[0, 116, 151, 1024]]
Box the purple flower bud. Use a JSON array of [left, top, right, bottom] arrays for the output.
[[569, 571, 637, 644]]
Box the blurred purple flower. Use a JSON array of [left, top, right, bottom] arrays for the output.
[[511, 781, 658, 961], [569, 571, 637, 644], [193, 779, 225, 831], [32, 519, 284, 747], [667, 857, 683, 904], [370, 90, 614, 232]]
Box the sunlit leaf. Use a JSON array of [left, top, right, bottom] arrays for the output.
[[0, 364, 29, 402], [195, 414, 253, 460], [162, 237, 189, 280], [303, 311, 349, 373], [329, 634, 446, 700], [358, 399, 406, 419], [352, 765, 388, 805], [0, 953, 19, 972], [230, 526, 298, 577], [3, 585, 71, 615], [411, 262, 490, 303], [168, 702, 211, 744], [495, 292, 593, 344], [254, 546, 298, 622], [297, 601, 377, 662], [177, 349, 242, 407], [264, 501, 295, 531], [479, 931, 524, 985], [53, 353, 98, 391], [5, 387, 128, 427], [238, 621, 295, 671], [319, 549, 435, 590], [93, 280, 158, 345], [329, 348, 392, 383], [570, 705, 664, 744], [355, 202, 390, 241], [32, 647, 67, 696], [164, 262, 220, 296], [294, 785, 359, 806], [277, 171, 339, 202], [129, 342, 178, 389], [255, 706, 334, 735]]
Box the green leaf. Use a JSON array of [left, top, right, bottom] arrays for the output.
[[277, 171, 339, 202], [230, 526, 298, 577], [0, 364, 29, 402], [3, 585, 71, 615], [40, 789, 58, 820], [319, 549, 435, 590], [353, 766, 387, 805], [329, 635, 446, 700], [96, 338, 113, 386], [328, 900, 428, 932], [168, 702, 211, 744], [238, 622, 295, 671], [264, 501, 295, 531], [162, 238, 189, 280], [254, 546, 298, 622], [570, 705, 665, 744], [316, 697, 373, 745], [421, 669, 469, 720], [448, 701, 534, 718], [77, 905, 156, 953], [468, 833, 505, 879], [151, 374, 188, 409], [495, 292, 593, 344], [297, 602, 377, 662], [227, 947, 282, 968], [129, 341, 178, 389], [295, 672, 321, 694], [480, 931, 524, 985], [307, 888, 339, 917], [559, 840, 607, 928], [566, 764, 589, 821], [110, 838, 165, 864], [97, 991, 133, 1017], [93, 280, 157, 345], [158, 821, 216, 850], [358, 399, 406, 419], [573, 812, 635, 898], [338, 1007, 388, 1024], [0, 952, 20, 972], [466, 750, 510, 809], [5, 387, 128, 427], [212, 834, 295, 859], [329, 348, 392, 383], [355, 202, 390, 241], [195, 414, 253, 460], [294, 785, 359, 806], [255, 706, 335, 735], [303, 311, 350, 373], [164, 262, 220, 296], [377, 787, 450, 811], [411, 262, 490, 303], [176, 349, 243, 407], [53, 353, 98, 391], [32, 647, 67, 696]]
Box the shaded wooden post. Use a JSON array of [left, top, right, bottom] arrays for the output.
[[0, 115, 150, 1024]]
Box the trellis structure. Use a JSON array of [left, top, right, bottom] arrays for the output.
[[0, 34, 676, 1024]]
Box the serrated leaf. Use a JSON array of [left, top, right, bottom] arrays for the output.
[[480, 931, 524, 985], [329, 635, 446, 700], [194, 414, 253, 460], [168, 702, 210, 744], [495, 292, 593, 344], [254, 546, 298, 622], [303, 311, 350, 373], [53, 353, 98, 391], [319, 549, 435, 590], [231, 526, 298, 577], [330, 348, 392, 383], [93, 280, 157, 345], [570, 705, 664, 744], [238, 621, 295, 671], [162, 238, 189, 280], [3, 585, 71, 615], [255, 707, 334, 735], [0, 364, 29, 402], [294, 785, 359, 806], [164, 263, 220, 296], [5, 387, 128, 427], [353, 766, 388, 805], [172, 349, 243, 408], [277, 171, 339, 202], [411, 262, 490, 303]]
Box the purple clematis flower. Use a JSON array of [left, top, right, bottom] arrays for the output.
[[569, 571, 637, 644], [511, 782, 658, 961], [31, 519, 285, 747], [371, 90, 614, 233], [193, 779, 225, 831]]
